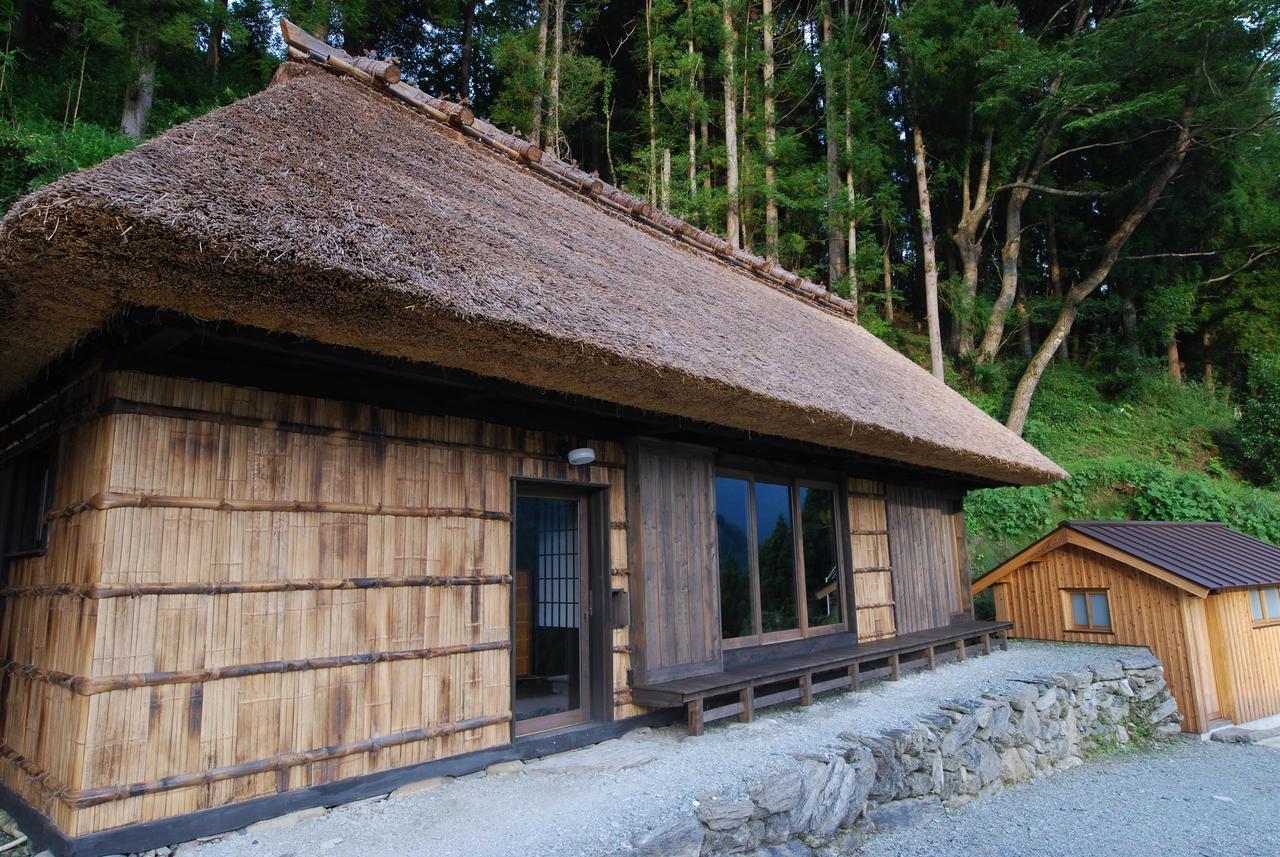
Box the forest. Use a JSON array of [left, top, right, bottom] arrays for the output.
[[3, 0, 1279, 571]]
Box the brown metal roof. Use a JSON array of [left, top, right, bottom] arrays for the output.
[[1064, 520, 1280, 592]]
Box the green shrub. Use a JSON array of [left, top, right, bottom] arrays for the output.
[[1238, 352, 1280, 486]]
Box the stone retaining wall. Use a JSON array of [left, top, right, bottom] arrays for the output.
[[630, 652, 1181, 857]]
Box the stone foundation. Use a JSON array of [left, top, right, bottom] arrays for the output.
[[630, 652, 1181, 857]]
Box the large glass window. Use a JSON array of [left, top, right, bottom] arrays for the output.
[[716, 477, 754, 640], [715, 473, 846, 645]]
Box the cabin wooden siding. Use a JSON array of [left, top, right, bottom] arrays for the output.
[[625, 439, 721, 684], [847, 479, 896, 641], [884, 485, 969, 635], [988, 543, 1209, 733], [0, 370, 638, 836], [1204, 590, 1280, 726]]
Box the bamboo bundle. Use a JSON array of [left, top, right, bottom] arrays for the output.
[[281, 20, 400, 85]]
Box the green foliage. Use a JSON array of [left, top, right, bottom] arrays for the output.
[[0, 117, 134, 203], [1238, 353, 1280, 487]]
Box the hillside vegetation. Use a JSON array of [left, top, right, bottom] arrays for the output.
[[962, 362, 1280, 581]]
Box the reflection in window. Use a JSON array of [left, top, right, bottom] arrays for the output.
[[1065, 589, 1111, 631], [801, 487, 841, 628], [717, 477, 753, 639], [1252, 586, 1280, 624], [755, 481, 798, 633]]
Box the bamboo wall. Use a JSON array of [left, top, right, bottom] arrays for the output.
[[990, 544, 1209, 732], [847, 479, 896, 641], [0, 370, 637, 836], [1204, 590, 1280, 726]]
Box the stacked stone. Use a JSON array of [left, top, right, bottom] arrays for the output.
[[629, 653, 1181, 857]]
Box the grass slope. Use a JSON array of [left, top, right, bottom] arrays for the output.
[[958, 364, 1280, 595]]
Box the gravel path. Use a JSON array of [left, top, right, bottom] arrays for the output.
[[859, 739, 1280, 857], [189, 641, 1144, 857]]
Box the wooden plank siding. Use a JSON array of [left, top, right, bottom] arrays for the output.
[[884, 485, 968, 635], [625, 439, 721, 684], [1204, 590, 1280, 726], [989, 544, 1210, 733], [0, 370, 639, 836], [846, 479, 896, 641]]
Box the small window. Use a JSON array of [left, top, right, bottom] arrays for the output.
[[1250, 587, 1280, 625], [0, 443, 56, 558], [1063, 589, 1112, 632]]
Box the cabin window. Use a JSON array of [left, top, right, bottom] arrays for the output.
[[1063, 589, 1111, 632], [0, 443, 55, 558], [715, 472, 846, 646], [1250, 587, 1280, 625]]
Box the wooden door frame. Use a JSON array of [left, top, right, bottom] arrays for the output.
[[509, 479, 613, 739]]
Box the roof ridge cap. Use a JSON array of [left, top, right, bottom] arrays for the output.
[[277, 19, 860, 322]]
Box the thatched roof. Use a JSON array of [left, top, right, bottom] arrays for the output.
[[0, 46, 1065, 486]]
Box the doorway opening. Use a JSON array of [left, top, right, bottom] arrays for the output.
[[513, 485, 604, 736]]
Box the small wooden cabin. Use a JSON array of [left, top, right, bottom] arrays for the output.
[[974, 520, 1280, 734], [0, 23, 1063, 857]]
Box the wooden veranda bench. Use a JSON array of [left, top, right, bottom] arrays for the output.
[[631, 620, 1013, 736]]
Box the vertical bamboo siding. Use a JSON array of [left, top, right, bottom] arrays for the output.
[[0, 370, 636, 836], [1204, 591, 1280, 726]]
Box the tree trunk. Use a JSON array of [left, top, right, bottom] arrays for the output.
[[207, 0, 228, 72], [459, 0, 476, 101], [548, 0, 565, 157], [1005, 94, 1199, 434], [821, 0, 846, 289], [662, 147, 672, 211], [721, 0, 740, 248], [1047, 212, 1069, 362], [700, 70, 711, 193], [1166, 331, 1183, 382], [688, 0, 698, 200], [1203, 330, 1215, 392], [951, 124, 993, 357], [975, 186, 1029, 363], [532, 0, 550, 147], [1122, 295, 1140, 360], [120, 34, 156, 141], [880, 218, 894, 323], [1017, 286, 1033, 357], [843, 0, 857, 310], [739, 17, 752, 253], [645, 0, 658, 205], [762, 0, 778, 263], [912, 122, 944, 382]]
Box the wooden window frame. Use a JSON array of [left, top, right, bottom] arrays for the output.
[[717, 469, 850, 650], [1061, 588, 1113, 633], [1249, 586, 1280, 628]]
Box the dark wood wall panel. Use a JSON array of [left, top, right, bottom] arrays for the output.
[[885, 484, 969, 634], [626, 438, 722, 684]]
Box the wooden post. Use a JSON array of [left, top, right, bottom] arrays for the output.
[[799, 674, 813, 706], [848, 664, 860, 692], [889, 653, 901, 681], [926, 645, 935, 670], [1000, 630, 1010, 651], [739, 687, 755, 723], [956, 639, 966, 662], [982, 633, 992, 656], [687, 697, 705, 736]]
